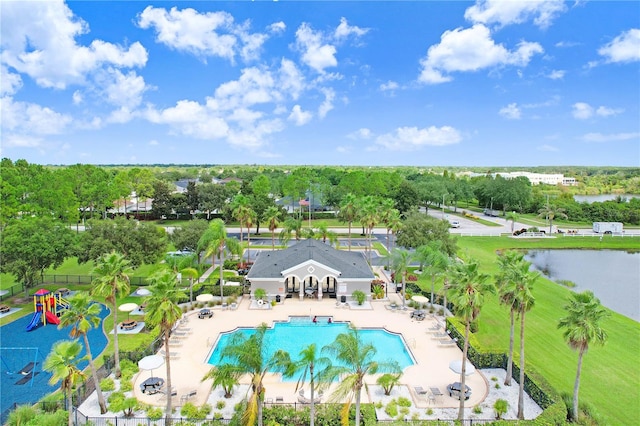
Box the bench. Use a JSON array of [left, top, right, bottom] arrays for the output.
[[180, 389, 197, 403]]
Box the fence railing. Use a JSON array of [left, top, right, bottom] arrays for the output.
[[0, 283, 24, 300]]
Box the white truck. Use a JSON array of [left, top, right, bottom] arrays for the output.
[[592, 222, 623, 234]]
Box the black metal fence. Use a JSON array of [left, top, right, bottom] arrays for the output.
[[74, 409, 232, 425], [0, 283, 24, 300]]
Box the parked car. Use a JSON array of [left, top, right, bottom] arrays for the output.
[[450, 220, 460, 228]]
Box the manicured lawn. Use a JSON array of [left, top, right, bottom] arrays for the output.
[[434, 236, 640, 424]]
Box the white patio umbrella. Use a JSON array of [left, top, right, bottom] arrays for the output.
[[136, 288, 151, 296], [138, 354, 164, 378], [411, 295, 429, 305], [118, 302, 138, 320], [196, 293, 214, 302], [449, 359, 476, 376]]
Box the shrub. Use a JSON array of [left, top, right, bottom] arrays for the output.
[[376, 373, 401, 395], [100, 377, 116, 391], [352, 289, 366, 305], [397, 396, 412, 407], [473, 405, 482, 414], [146, 406, 163, 421], [6, 404, 37, 426], [384, 400, 398, 417], [254, 288, 266, 300]]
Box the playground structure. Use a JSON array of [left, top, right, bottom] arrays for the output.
[[25, 289, 69, 332]]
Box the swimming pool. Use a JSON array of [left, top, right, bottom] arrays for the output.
[[0, 303, 108, 423], [207, 317, 415, 378]]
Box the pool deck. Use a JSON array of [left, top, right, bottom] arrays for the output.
[[133, 292, 488, 410]]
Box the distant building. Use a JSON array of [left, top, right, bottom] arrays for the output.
[[457, 171, 577, 186]]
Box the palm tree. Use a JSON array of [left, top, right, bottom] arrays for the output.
[[322, 327, 400, 426], [425, 242, 450, 309], [279, 216, 302, 244], [198, 219, 240, 300], [379, 199, 398, 256], [43, 340, 86, 426], [244, 208, 257, 264], [447, 260, 494, 420], [339, 193, 358, 251], [390, 248, 412, 308], [91, 250, 131, 378], [292, 343, 331, 426], [359, 195, 379, 264], [58, 292, 107, 414], [219, 323, 292, 426], [495, 250, 524, 387], [262, 206, 281, 250], [505, 211, 519, 234], [538, 203, 567, 234], [231, 194, 251, 244], [314, 221, 338, 247], [145, 269, 187, 426], [507, 259, 539, 419], [558, 291, 610, 421], [202, 364, 242, 398]]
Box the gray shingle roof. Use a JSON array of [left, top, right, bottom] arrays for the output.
[[246, 239, 374, 279]]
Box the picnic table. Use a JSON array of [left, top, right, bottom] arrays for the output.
[[140, 377, 164, 394]]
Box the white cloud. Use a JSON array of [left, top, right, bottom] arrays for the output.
[[149, 140, 159, 146], [1, 0, 147, 89], [277, 59, 305, 101], [375, 126, 462, 151], [268, 22, 286, 34], [465, 0, 567, 29], [336, 146, 352, 153], [288, 105, 312, 126], [348, 128, 374, 140], [582, 132, 639, 143], [380, 81, 399, 92], [572, 102, 623, 119], [0, 65, 22, 96], [295, 23, 337, 73], [598, 29, 640, 63], [334, 17, 369, 40], [547, 69, 565, 80], [1, 96, 72, 147], [99, 69, 148, 110], [318, 88, 335, 118], [418, 25, 543, 84], [572, 102, 593, 119], [537, 144, 558, 152], [72, 90, 83, 105], [499, 103, 521, 119]]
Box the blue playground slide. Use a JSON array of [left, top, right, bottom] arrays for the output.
[[25, 311, 42, 332]]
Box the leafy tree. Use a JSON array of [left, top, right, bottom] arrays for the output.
[[447, 261, 494, 420], [198, 219, 240, 299], [395, 210, 457, 256], [322, 328, 400, 426], [0, 217, 75, 292], [505, 211, 519, 234], [392, 180, 420, 215], [91, 251, 131, 378], [58, 292, 107, 414], [43, 340, 86, 426], [170, 219, 209, 253], [145, 269, 186, 425], [151, 180, 173, 219], [127, 168, 155, 220], [377, 372, 402, 396], [77, 217, 167, 268], [198, 183, 228, 219], [219, 323, 292, 426], [185, 181, 199, 216], [279, 217, 302, 244], [202, 364, 242, 398], [558, 291, 610, 421]]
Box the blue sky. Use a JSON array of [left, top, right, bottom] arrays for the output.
[[1, 0, 639, 166]]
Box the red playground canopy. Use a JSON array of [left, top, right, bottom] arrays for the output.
[[34, 289, 50, 296]]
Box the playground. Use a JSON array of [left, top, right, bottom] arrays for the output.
[[0, 291, 109, 423]]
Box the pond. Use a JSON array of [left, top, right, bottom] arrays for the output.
[[524, 250, 640, 322], [573, 194, 639, 203]]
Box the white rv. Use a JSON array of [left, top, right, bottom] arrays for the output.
[[592, 222, 623, 234]]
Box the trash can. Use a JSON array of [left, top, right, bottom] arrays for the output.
[[340, 295, 347, 303], [275, 295, 281, 303]]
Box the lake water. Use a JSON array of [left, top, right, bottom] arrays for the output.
[[524, 250, 640, 322], [573, 194, 638, 203]]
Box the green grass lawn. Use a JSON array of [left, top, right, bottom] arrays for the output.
[[434, 236, 640, 424]]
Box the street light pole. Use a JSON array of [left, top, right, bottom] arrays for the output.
[[442, 194, 446, 218]]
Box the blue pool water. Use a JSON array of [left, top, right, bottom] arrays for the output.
[[0, 304, 109, 422], [207, 317, 414, 378]]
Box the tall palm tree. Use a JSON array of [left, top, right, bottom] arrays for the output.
[[43, 340, 86, 426], [495, 250, 524, 387], [220, 323, 292, 426], [322, 328, 400, 426], [505, 211, 519, 234], [338, 193, 358, 251], [424, 241, 450, 308], [506, 259, 539, 419], [538, 203, 567, 234], [244, 208, 257, 264], [558, 291, 610, 421], [145, 269, 187, 426], [279, 216, 302, 244], [262, 206, 281, 250], [447, 260, 494, 420], [379, 199, 398, 257], [390, 248, 412, 308], [91, 250, 131, 378], [359, 195, 379, 264], [293, 343, 331, 426], [231, 194, 251, 244], [314, 221, 338, 247], [386, 209, 402, 256], [198, 219, 240, 300], [58, 292, 107, 414]]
